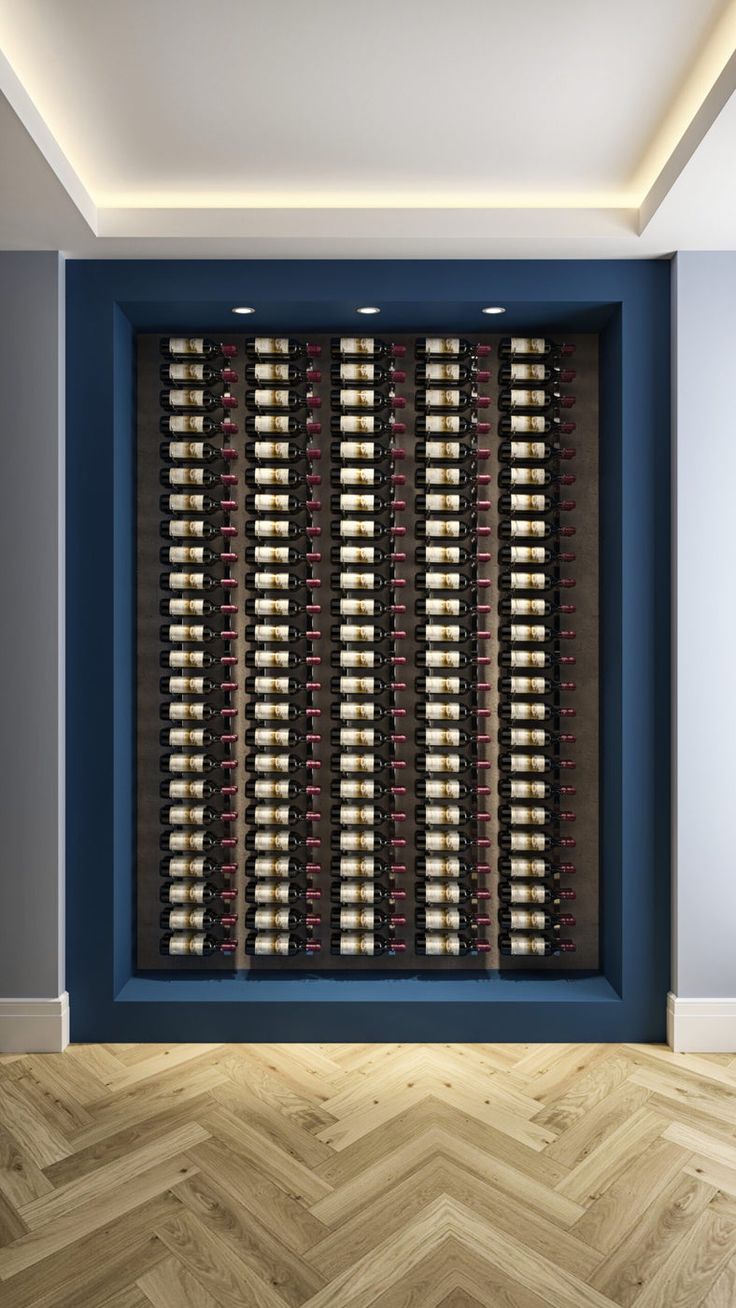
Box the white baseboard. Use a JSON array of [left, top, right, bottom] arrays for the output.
[[0, 993, 69, 1053], [668, 992, 736, 1053]]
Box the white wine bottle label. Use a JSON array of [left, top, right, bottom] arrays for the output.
[[339, 676, 375, 694], [168, 728, 206, 746], [255, 337, 289, 354], [509, 521, 546, 539], [339, 934, 376, 955], [253, 677, 289, 695], [339, 546, 376, 564], [167, 778, 206, 797], [510, 935, 547, 955], [510, 806, 546, 826], [253, 882, 290, 902], [253, 779, 289, 798], [169, 520, 206, 538], [424, 520, 460, 538], [340, 520, 376, 538], [168, 546, 206, 564], [167, 933, 206, 955], [254, 573, 290, 590], [168, 804, 206, 824], [253, 908, 292, 929], [340, 702, 376, 720], [426, 389, 461, 408], [510, 415, 546, 433], [254, 389, 290, 408], [510, 779, 547, 798], [254, 831, 291, 851], [424, 649, 461, 668], [339, 624, 376, 643], [254, 934, 292, 955], [339, 907, 376, 929], [168, 599, 206, 617], [510, 832, 546, 851], [340, 388, 375, 409], [167, 856, 206, 876], [254, 441, 290, 459], [339, 415, 376, 433], [253, 856, 290, 875], [509, 599, 547, 617], [253, 548, 289, 564], [340, 337, 375, 354], [509, 909, 546, 930], [425, 337, 460, 355], [168, 907, 207, 930], [510, 494, 546, 512], [340, 362, 375, 381], [509, 548, 545, 565], [509, 651, 547, 670], [254, 467, 291, 485], [425, 494, 461, 513], [254, 493, 291, 511], [167, 624, 206, 642], [340, 467, 375, 485], [424, 416, 461, 434], [253, 650, 290, 667], [168, 389, 205, 408], [167, 651, 206, 668], [339, 805, 375, 824], [424, 676, 460, 694], [425, 831, 461, 850], [340, 831, 375, 851], [339, 779, 375, 798], [424, 467, 461, 485], [169, 338, 205, 356], [167, 831, 207, 851], [168, 572, 206, 590], [168, 416, 207, 433], [423, 908, 461, 929], [510, 338, 545, 355], [509, 857, 546, 876], [340, 493, 376, 511], [509, 727, 546, 747], [423, 778, 461, 799], [424, 934, 461, 955], [426, 571, 461, 589], [167, 754, 206, 773], [509, 625, 547, 642], [425, 362, 460, 381], [424, 754, 461, 772], [509, 467, 547, 486], [425, 804, 461, 825], [253, 624, 289, 642], [423, 856, 460, 874], [253, 727, 290, 746], [424, 546, 460, 565], [339, 648, 373, 669], [254, 363, 290, 380], [424, 440, 461, 459], [253, 600, 290, 617], [168, 493, 207, 512], [253, 754, 290, 771], [254, 804, 291, 823], [424, 598, 461, 617], [509, 884, 547, 903], [424, 701, 461, 720], [339, 857, 376, 877], [510, 363, 546, 381], [510, 389, 546, 408], [424, 624, 462, 642], [339, 440, 376, 458], [510, 572, 546, 590], [169, 467, 207, 486], [340, 572, 376, 591], [508, 753, 547, 772], [340, 754, 376, 773], [254, 415, 291, 433], [169, 441, 207, 461], [169, 878, 207, 901], [339, 727, 375, 746], [423, 883, 460, 902], [423, 727, 461, 746], [509, 702, 547, 720]]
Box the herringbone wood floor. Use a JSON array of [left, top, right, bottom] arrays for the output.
[[1, 1045, 736, 1306]]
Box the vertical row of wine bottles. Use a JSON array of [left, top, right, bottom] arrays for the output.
[[495, 337, 579, 958], [241, 339, 325, 957], [412, 338, 495, 957], [158, 337, 240, 958], [328, 338, 409, 957]]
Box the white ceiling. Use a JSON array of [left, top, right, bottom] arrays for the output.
[[0, 0, 735, 257]]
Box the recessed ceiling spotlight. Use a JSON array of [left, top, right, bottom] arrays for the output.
[[232, 306, 255, 314], [481, 306, 506, 315], [356, 305, 381, 315]]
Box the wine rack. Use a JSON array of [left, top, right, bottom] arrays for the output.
[[136, 330, 599, 971]]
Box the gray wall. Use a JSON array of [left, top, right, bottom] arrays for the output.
[[672, 252, 736, 999], [0, 252, 64, 998]]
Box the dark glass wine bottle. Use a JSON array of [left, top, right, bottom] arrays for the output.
[[244, 932, 320, 956], [415, 338, 491, 360], [330, 932, 405, 956], [160, 337, 237, 361], [244, 414, 321, 435], [415, 933, 490, 956], [160, 932, 237, 957], [330, 337, 406, 360], [497, 338, 574, 360], [498, 933, 575, 957]]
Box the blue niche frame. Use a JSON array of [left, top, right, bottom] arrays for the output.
[[67, 259, 670, 1041]]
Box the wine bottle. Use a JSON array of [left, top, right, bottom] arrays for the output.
[[499, 856, 576, 879], [245, 519, 319, 540], [498, 570, 575, 594], [499, 724, 576, 748], [245, 337, 321, 359], [160, 726, 236, 748], [244, 776, 319, 800], [499, 882, 576, 906], [329, 623, 401, 644], [330, 493, 405, 515], [498, 470, 576, 493], [330, 854, 402, 877], [244, 571, 318, 593], [161, 467, 238, 491], [160, 854, 232, 878], [329, 776, 404, 800], [416, 439, 490, 462], [160, 388, 237, 413], [332, 752, 381, 773], [245, 466, 320, 489], [330, 467, 404, 489], [414, 777, 490, 800], [245, 855, 320, 879], [159, 880, 236, 905], [243, 700, 317, 722], [329, 700, 405, 721], [161, 545, 237, 566], [498, 414, 576, 436], [415, 623, 491, 643], [499, 651, 576, 673], [415, 933, 490, 956], [330, 726, 404, 748], [330, 439, 406, 462], [161, 908, 227, 939], [245, 829, 321, 854], [415, 415, 491, 436], [243, 624, 320, 643], [159, 623, 231, 645], [245, 907, 320, 930], [244, 751, 318, 774], [160, 570, 234, 595], [160, 337, 237, 361], [330, 906, 406, 931], [415, 361, 491, 384], [245, 389, 320, 412], [160, 776, 236, 800], [160, 829, 235, 853], [330, 337, 406, 360], [330, 674, 405, 696], [160, 414, 238, 437], [498, 703, 575, 725], [330, 932, 405, 956], [498, 831, 576, 853], [160, 650, 237, 671], [330, 415, 407, 436], [498, 362, 576, 385], [499, 598, 576, 620], [330, 361, 406, 384], [414, 650, 484, 672], [415, 521, 490, 541], [244, 802, 318, 825], [160, 520, 237, 542], [415, 855, 489, 879], [416, 753, 485, 774], [498, 777, 576, 800], [160, 440, 238, 465], [160, 672, 221, 696], [244, 933, 320, 956], [329, 648, 401, 670], [244, 726, 320, 747], [416, 882, 491, 904], [415, 701, 479, 722], [329, 801, 403, 825], [498, 908, 575, 931], [499, 624, 575, 645], [244, 439, 320, 461], [498, 804, 575, 827], [331, 389, 406, 413], [415, 830, 487, 852], [245, 544, 321, 566], [498, 933, 575, 957], [498, 493, 575, 517], [498, 752, 575, 774], [415, 338, 491, 360], [415, 467, 480, 488], [244, 675, 318, 697], [497, 545, 575, 566], [160, 752, 236, 775], [416, 388, 490, 413], [244, 492, 317, 514], [245, 362, 320, 385], [416, 908, 491, 931], [244, 414, 321, 435], [498, 388, 575, 412], [244, 648, 321, 669], [498, 338, 574, 360], [416, 802, 488, 825], [160, 598, 237, 620], [160, 700, 223, 723], [416, 571, 479, 592], [330, 598, 404, 620], [498, 440, 576, 463], [160, 361, 238, 386], [244, 880, 320, 903], [415, 675, 490, 696], [244, 597, 319, 619], [160, 932, 236, 957]]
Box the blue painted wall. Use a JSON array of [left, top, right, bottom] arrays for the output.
[[67, 260, 670, 1040]]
